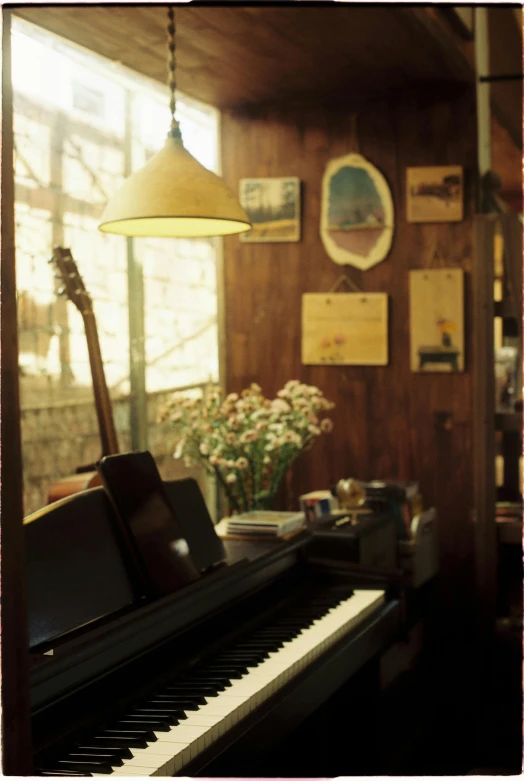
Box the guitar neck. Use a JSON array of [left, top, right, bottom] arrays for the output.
[[82, 312, 119, 457]]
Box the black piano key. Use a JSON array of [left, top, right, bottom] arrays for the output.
[[249, 637, 295, 646], [36, 768, 93, 778], [64, 754, 119, 768], [215, 652, 265, 663], [164, 684, 220, 696], [212, 657, 261, 667], [229, 652, 271, 660], [153, 693, 207, 705], [201, 666, 247, 678], [272, 623, 310, 631], [67, 748, 124, 767], [147, 697, 202, 709], [206, 660, 252, 669], [235, 636, 284, 645], [131, 707, 186, 721], [115, 718, 171, 732], [99, 728, 157, 742], [236, 640, 282, 651], [165, 681, 223, 691], [76, 744, 133, 759], [91, 736, 148, 749], [68, 751, 124, 767], [55, 760, 114, 773], [310, 597, 346, 606], [68, 747, 124, 759], [183, 675, 232, 687], [130, 711, 180, 726]]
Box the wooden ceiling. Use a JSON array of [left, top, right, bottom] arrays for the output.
[[13, 5, 475, 110]]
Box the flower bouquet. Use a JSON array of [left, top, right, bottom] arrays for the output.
[[160, 381, 335, 515]]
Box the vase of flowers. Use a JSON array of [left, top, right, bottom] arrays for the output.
[[160, 381, 334, 515]]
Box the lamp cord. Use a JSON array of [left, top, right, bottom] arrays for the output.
[[167, 6, 181, 139]]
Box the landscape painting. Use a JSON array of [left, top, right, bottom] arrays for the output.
[[320, 153, 394, 270], [406, 166, 463, 223], [239, 177, 300, 242]]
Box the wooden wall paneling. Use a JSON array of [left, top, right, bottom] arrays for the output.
[[491, 116, 523, 212], [1, 8, 32, 774], [221, 88, 478, 634]]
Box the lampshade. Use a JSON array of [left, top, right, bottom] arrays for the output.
[[99, 134, 251, 238]]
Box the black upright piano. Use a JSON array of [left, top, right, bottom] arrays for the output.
[[25, 470, 402, 778]]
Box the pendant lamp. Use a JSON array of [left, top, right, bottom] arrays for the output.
[[99, 8, 251, 238]]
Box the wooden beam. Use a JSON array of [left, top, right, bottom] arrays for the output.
[[1, 8, 32, 774], [475, 6, 491, 179], [397, 6, 475, 84], [124, 93, 147, 452], [488, 7, 523, 149]]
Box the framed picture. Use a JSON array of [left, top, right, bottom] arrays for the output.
[[239, 177, 300, 242], [406, 166, 463, 223], [320, 153, 394, 270], [302, 292, 389, 366], [409, 268, 464, 373]]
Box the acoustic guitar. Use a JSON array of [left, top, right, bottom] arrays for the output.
[[47, 247, 119, 503]]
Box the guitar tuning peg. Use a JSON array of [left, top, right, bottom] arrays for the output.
[[57, 287, 66, 297]]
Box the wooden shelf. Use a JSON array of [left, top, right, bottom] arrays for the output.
[[495, 412, 522, 432], [494, 300, 518, 319]]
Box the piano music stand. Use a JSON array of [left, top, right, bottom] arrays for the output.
[[24, 488, 143, 651]]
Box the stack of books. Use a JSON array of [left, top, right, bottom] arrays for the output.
[[226, 510, 306, 539], [495, 501, 522, 523]]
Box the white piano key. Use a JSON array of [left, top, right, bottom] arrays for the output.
[[155, 724, 210, 758], [97, 589, 386, 777], [121, 753, 171, 774]]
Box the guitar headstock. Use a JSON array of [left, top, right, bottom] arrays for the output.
[[50, 246, 93, 315]]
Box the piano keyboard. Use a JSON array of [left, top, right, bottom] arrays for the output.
[[38, 588, 385, 777]]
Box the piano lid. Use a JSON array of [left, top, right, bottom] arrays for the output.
[[24, 488, 145, 651], [25, 464, 226, 653]]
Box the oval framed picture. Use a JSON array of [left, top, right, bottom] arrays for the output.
[[320, 153, 394, 270]]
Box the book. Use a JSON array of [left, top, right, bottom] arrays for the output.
[[226, 510, 306, 538], [495, 501, 522, 523]]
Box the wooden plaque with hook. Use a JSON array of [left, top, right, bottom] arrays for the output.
[[409, 268, 465, 372], [302, 291, 388, 366]]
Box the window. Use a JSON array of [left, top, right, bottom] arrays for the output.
[[13, 18, 220, 514]]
